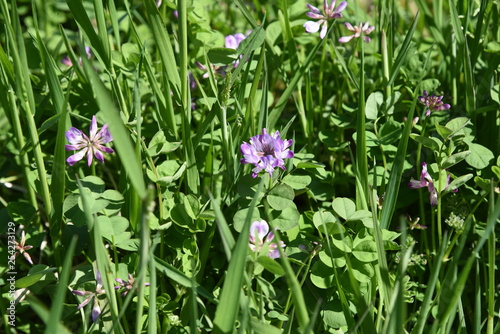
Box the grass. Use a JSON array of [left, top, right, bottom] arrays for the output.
[[0, 0, 499, 333]]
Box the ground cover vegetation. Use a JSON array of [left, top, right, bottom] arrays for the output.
[[1, 0, 499, 333]]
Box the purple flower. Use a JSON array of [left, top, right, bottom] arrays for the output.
[[65, 115, 114, 166], [225, 33, 246, 50], [408, 162, 457, 206], [303, 0, 347, 39], [13, 231, 34, 265], [249, 220, 285, 259], [115, 273, 150, 297], [240, 128, 294, 178], [338, 22, 375, 43], [72, 271, 105, 323], [418, 91, 451, 116]]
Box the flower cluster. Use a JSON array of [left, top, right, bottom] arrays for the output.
[[72, 271, 105, 323], [408, 162, 457, 206], [338, 22, 375, 43], [303, 0, 347, 39], [115, 273, 150, 297], [418, 91, 451, 116], [240, 128, 294, 178], [249, 220, 285, 259], [65, 115, 114, 166]]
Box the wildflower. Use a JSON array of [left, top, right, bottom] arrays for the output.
[[240, 128, 294, 178], [303, 0, 347, 39], [72, 271, 105, 322], [62, 46, 92, 67], [225, 33, 248, 67], [65, 115, 114, 166], [225, 33, 246, 50], [418, 91, 451, 116], [338, 22, 375, 43], [115, 273, 150, 297], [408, 162, 457, 206], [249, 220, 285, 259], [13, 231, 34, 265]]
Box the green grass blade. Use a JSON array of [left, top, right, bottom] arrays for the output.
[[387, 11, 419, 87], [212, 178, 265, 334], [44, 236, 78, 334], [25, 295, 72, 334], [80, 49, 147, 199], [143, 0, 181, 99], [66, 0, 108, 66], [268, 37, 326, 130]]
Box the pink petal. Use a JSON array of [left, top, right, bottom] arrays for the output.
[[250, 220, 269, 241], [338, 35, 355, 43], [306, 4, 321, 14], [67, 148, 88, 166], [319, 22, 328, 39], [89, 116, 98, 139], [304, 21, 321, 34], [344, 22, 355, 31], [65, 127, 84, 144]]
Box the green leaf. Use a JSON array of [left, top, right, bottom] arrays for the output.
[[445, 174, 473, 193], [207, 47, 238, 66], [465, 143, 494, 169], [378, 120, 402, 145], [310, 260, 335, 289], [99, 216, 131, 244], [273, 205, 300, 230], [441, 151, 471, 169], [365, 91, 384, 120], [332, 197, 356, 220], [435, 123, 453, 140], [267, 183, 295, 211], [233, 207, 262, 233], [15, 267, 57, 289], [256, 256, 285, 276], [282, 174, 312, 190], [492, 166, 500, 180], [352, 240, 378, 262], [410, 134, 440, 151]]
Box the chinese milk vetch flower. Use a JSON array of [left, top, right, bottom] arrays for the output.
[[338, 22, 375, 43], [240, 128, 294, 178], [408, 162, 457, 206], [13, 230, 34, 265], [65, 115, 114, 166], [115, 273, 150, 297], [249, 220, 285, 259], [418, 90, 451, 116], [72, 271, 105, 322], [304, 0, 347, 39]]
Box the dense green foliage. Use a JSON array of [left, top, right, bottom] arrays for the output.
[[1, 0, 499, 333]]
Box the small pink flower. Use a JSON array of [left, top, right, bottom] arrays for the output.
[[303, 0, 347, 39], [338, 22, 375, 43], [65, 116, 114, 166], [249, 220, 285, 259], [13, 231, 34, 265], [408, 162, 458, 206], [72, 271, 105, 323], [418, 91, 451, 116], [115, 273, 150, 297]]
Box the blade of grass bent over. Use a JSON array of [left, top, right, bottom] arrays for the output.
[[212, 179, 265, 334], [81, 48, 147, 199]]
